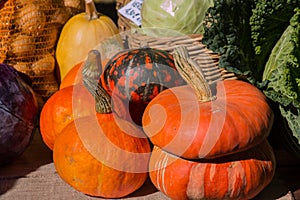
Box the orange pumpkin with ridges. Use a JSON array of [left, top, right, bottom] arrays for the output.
[[53, 113, 151, 198], [142, 47, 274, 159], [149, 140, 275, 200]]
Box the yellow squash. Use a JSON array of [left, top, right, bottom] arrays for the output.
[[56, 0, 119, 81]]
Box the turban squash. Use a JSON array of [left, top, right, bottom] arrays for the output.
[[149, 140, 276, 200], [142, 47, 274, 159]]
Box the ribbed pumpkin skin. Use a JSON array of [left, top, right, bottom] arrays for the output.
[[100, 48, 186, 125], [142, 80, 274, 159], [53, 114, 151, 198], [40, 85, 95, 150], [149, 140, 275, 200]]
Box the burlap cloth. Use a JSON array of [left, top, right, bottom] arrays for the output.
[[0, 130, 298, 200]]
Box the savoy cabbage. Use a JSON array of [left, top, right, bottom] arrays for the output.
[[263, 8, 300, 145]]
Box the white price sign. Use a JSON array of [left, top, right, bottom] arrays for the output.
[[118, 0, 144, 26]]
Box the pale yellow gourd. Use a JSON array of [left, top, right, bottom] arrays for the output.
[[56, 0, 119, 81]]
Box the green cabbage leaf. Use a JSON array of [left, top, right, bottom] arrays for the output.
[[141, 0, 213, 36], [262, 8, 300, 144]]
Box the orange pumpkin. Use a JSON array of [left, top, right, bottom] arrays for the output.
[[149, 140, 276, 200], [53, 76, 151, 198], [59, 62, 84, 89], [143, 80, 273, 159], [40, 50, 106, 150], [39, 84, 95, 150], [142, 47, 274, 159]]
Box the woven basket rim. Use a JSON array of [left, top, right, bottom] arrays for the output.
[[118, 30, 237, 86]]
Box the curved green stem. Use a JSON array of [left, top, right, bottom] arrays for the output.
[[82, 49, 112, 114], [94, 84, 112, 114], [82, 49, 102, 95]]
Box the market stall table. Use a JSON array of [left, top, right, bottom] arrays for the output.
[[0, 130, 299, 200]]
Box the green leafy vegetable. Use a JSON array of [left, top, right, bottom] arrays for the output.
[[262, 7, 300, 145], [202, 0, 257, 83], [202, 0, 298, 84], [141, 0, 214, 36], [250, 0, 298, 78], [203, 1, 300, 155]]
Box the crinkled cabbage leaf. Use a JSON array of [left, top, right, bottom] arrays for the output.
[[263, 8, 300, 144]]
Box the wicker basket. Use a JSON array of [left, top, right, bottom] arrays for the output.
[[122, 31, 237, 86], [115, 0, 133, 32], [115, 0, 235, 84]]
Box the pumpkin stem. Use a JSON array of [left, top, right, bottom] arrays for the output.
[[173, 46, 214, 102], [82, 49, 103, 96], [85, 0, 98, 20], [82, 50, 112, 114], [95, 83, 112, 114]]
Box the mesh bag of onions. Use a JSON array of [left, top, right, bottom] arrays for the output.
[[0, 0, 84, 102]]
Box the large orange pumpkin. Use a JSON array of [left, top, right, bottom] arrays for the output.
[[149, 140, 276, 200], [142, 47, 274, 159], [142, 80, 274, 159], [53, 80, 151, 198]]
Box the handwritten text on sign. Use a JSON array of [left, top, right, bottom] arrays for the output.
[[118, 0, 144, 26]]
